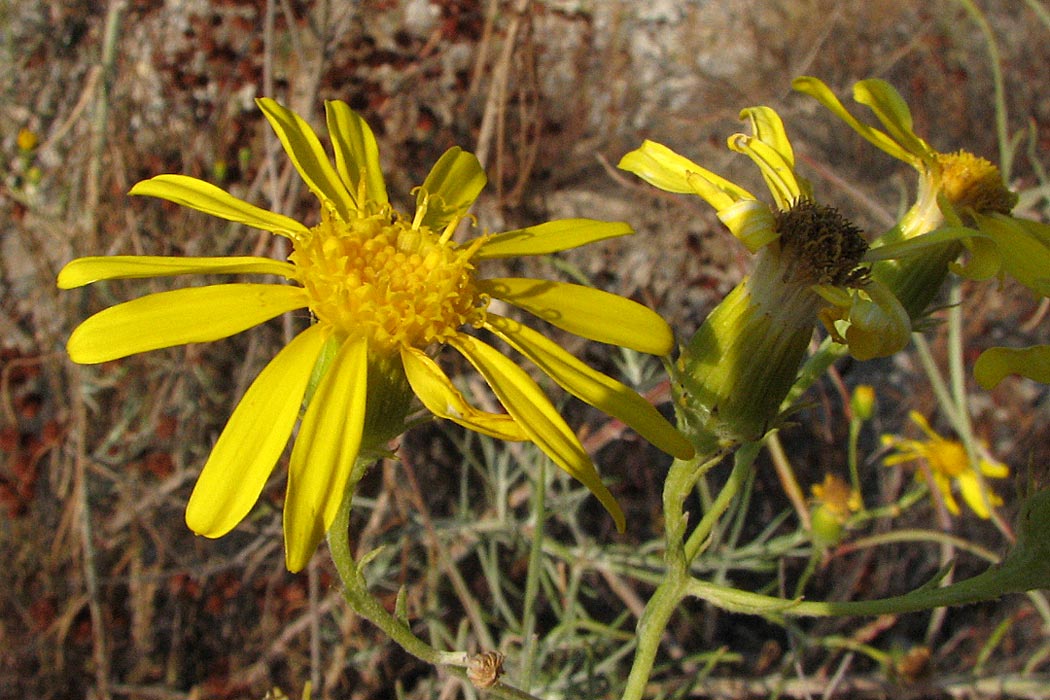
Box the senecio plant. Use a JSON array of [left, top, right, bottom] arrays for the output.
[[60, 79, 1050, 697]]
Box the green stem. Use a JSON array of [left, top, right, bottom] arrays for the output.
[[620, 443, 760, 700], [685, 441, 763, 562], [619, 568, 688, 700], [326, 465, 464, 667], [684, 560, 1033, 618], [326, 458, 553, 700], [518, 458, 547, 692]]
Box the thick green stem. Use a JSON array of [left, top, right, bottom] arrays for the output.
[[685, 441, 762, 562], [621, 443, 759, 700]]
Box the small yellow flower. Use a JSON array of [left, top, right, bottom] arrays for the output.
[[620, 108, 909, 445], [810, 473, 862, 546], [881, 411, 1009, 519], [17, 127, 38, 153], [811, 474, 862, 521], [59, 98, 692, 571]]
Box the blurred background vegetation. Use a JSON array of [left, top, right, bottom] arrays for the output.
[[2, 1, 1049, 698]]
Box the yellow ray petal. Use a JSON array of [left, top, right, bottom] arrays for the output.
[[739, 107, 795, 168], [473, 219, 634, 259], [284, 336, 369, 572], [957, 472, 995, 519], [401, 346, 527, 441], [485, 314, 693, 459], [66, 283, 308, 364], [57, 255, 296, 289], [256, 97, 355, 220], [851, 79, 934, 163], [186, 324, 328, 537], [325, 100, 388, 209], [792, 76, 921, 167], [618, 139, 751, 210], [478, 277, 674, 355], [129, 174, 309, 238], [716, 199, 778, 252], [727, 133, 804, 210], [449, 333, 625, 531], [417, 147, 486, 232]]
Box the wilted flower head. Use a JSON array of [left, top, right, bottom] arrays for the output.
[[620, 107, 908, 445], [59, 98, 692, 571], [795, 76, 1050, 389]]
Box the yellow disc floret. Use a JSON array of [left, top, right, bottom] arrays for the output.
[[937, 150, 1018, 215], [291, 208, 486, 354]]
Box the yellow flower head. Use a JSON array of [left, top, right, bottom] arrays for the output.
[[619, 108, 909, 445], [810, 473, 862, 546], [882, 411, 1009, 519], [59, 98, 693, 571], [794, 76, 1050, 390]]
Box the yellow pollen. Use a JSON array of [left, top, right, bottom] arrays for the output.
[[290, 210, 486, 354], [938, 151, 1018, 215]]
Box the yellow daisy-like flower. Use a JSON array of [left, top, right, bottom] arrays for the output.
[[882, 411, 1009, 519], [794, 77, 1050, 389], [59, 98, 693, 571], [620, 107, 909, 445]]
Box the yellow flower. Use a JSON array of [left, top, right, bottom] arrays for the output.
[[59, 98, 693, 571], [794, 77, 1050, 389], [793, 78, 1048, 303], [810, 473, 862, 546], [881, 411, 1009, 519], [620, 107, 908, 446]]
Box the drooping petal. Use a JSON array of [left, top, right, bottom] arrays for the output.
[[256, 97, 355, 220], [933, 473, 962, 516], [284, 336, 369, 572], [851, 79, 934, 164], [728, 132, 805, 210], [618, 139, 752, 210], [186, 323, 328, 537], [400, 345, 528, 441], [478, 277, 675, 355], [416, 147, 487, 232], [957, 471, 995, 519], [739, 106, 795, 168], [325, 100, 388, 210], [130, 175, 310, 238], [473, 219, 634, 259], [449, 334, 625, 531], [792, 76, 922, 167], [58, 255, 297, 289], [716, 200, 779, 252], [974, 345, 1050, 389], [66, 283, 308, 364], [484, 314, 694, 459]]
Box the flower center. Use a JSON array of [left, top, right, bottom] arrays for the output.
[[290, 209, 486, 354], [938, 151, 1018, 215], [773, 199, 869, 287], [926, 439, 969, 478]]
